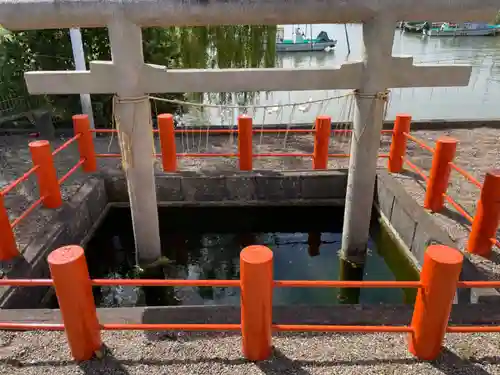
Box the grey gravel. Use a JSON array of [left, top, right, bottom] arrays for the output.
[[0, 331, 500, 374]]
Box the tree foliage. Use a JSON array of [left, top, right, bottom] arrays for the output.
[[0, 25, 276, 127]]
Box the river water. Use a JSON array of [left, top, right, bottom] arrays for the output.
[[198, 24, 500, 125]]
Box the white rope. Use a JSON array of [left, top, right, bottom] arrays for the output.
[[283, 104, 296, 149], [149, 93, 353, 111], [259, 106, 267, 151]]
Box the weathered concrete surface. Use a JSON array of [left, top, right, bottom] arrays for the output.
[[0, 177, 107, 308], [376, 171, 500, 303], [0, 0, 495, 29], [105, 170, 348, 204]]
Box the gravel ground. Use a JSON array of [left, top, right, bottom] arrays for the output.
[[1, 331, 500, 374], [1, 128, 500, 373]]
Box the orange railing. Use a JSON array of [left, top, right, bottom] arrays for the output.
[[1, 244, 500, 362], [90, 114, 392, 163], [0, 128, 87, 260], [387, 113, 500, 258], [0, 113, 500, 362], [1, 112, 499, 259]]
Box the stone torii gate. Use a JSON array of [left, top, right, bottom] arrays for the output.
[[0, 0, 485, 265]]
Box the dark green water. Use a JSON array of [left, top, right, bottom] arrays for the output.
[[79, 205, 412, 307]]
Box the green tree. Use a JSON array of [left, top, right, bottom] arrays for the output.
[[0, 25, 276, 127]]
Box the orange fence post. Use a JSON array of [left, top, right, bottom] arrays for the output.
[[313, 116, 331, 170], [0, 195, 18, 260], [240, 245, 273, 361], [388, 114, 411, 173], [48, 245, 102, 361], [29, 140, 62, 209], [73, 114, 97, 172], [408, 244, 463, 360], [468, 170, 500, 258], [158, 114, 177, 172], [423, 137, 457, 212], [238, 115, 253, 171]]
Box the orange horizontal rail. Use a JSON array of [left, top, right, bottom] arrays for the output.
[[92, 279, 240, 287], [51, 134, 80, 156], [447, 326, 500, 333], [102, 323, 240, 331], [272, 324, 414, 333], [273, 280, 422, 288], [0, 323, 65, 330], [90, 128, 394, 135], [4, 278, 500, 288], [0, 279, 54, 286], [450, 162, 482, 188], [1, 321, 499, 334], [58, 159, 85, 185], [0, 165, 39, 196], [10, 196, 45, 229], [443, 194, 474, 223], [404, 132, 435, 153], [403, 159, 429, 182], [94, 152, 389, 159]]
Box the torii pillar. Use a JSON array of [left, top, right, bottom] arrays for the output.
[[25, 19, 162, 266], [340, 17, 471, 264]]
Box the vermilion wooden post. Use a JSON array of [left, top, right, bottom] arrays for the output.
[[423, 137, 457, 212], [408, 244, 463, 360], [313, 116, 331, 170], [240, 245, 273, 361], [29, 140, 62, 209], [48, 245, 102, 361], [468, 170, 500, 258], [158, 113, 177, 172], [388, 114, 411, 173], [238, 115, 253, 171], [73, 114, 97, 172], [0, 194, 18, 260]]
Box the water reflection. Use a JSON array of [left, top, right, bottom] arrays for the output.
[[195, 24, 500, 123], [81, 205, 408, 308], [90, 231, 403, 307]]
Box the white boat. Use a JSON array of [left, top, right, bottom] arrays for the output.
[[423, 22, 498, 37], [276, 25, 337, 52]]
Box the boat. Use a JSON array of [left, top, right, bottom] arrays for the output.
[[423, 22, 498, 36], [400, 21, 446, 33], [276, 25, 337, 53]]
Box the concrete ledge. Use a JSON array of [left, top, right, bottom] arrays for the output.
[[0, 177, 108, 309], [3, 304, 500, 327], [375, 171, 500, 304], [103, 170, 349, 204]]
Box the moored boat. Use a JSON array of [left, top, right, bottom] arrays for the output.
[[423, 22, 498, 36], [276, 26, 337, 53], [400, 21, 446, 33]]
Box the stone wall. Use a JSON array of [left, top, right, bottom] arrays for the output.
[[104, 170, 349, 205], [375, 170, 500, 303], [0, 177, 108, 308]]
